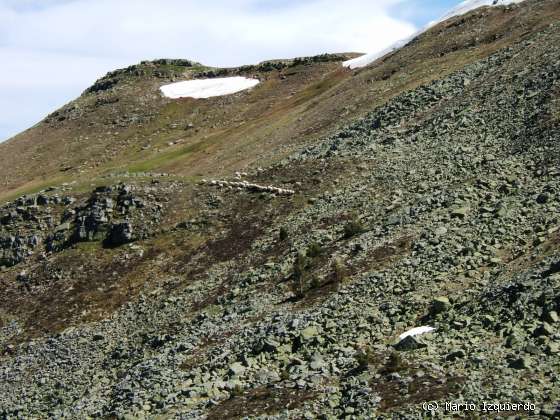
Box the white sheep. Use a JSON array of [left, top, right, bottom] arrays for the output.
[[205, 178, 296, 196]]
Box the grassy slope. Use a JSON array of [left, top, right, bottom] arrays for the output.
[[2, 0, 559, 203]]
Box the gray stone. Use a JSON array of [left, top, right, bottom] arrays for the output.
[[228, 362, 246, 376], [55, 222, 72, 233], [534, 322, 555, 337], [545, 342, 559, 355], [310, 357, 326, 370], [256, 369, 280, 382], [394, 335, 427, 351], [431, 297, 451, 314], [451, 207, 470, 218], [544, 311, 559, 324], [509, 356, 531, 370], [446, 349, 466, 361], [435, 226, 448, 236], [300, 326, 319, 341]]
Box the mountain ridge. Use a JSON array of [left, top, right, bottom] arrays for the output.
[[1, 0, 560, 417], [2, 0, 558, 203]]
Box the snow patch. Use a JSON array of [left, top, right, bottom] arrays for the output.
[[438, 0, 526, 23], [343, 0, 526, 70], [160, 76, 260, 99], [399, 326, 436, 340]]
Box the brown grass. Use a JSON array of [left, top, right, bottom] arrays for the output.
[[370, 351, 465, 412], [4, 0, 559, 202], [206, 386, 316, 419], [0, 229, 196, 343]]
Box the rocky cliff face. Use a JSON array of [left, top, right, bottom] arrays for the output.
[[1, 0, 560, 418], [0, 181, 173, 268]]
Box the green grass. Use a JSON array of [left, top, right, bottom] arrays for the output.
[[0, 176, 71, 204], [67, 178, 111, 194], [75, 241, 104, 253], [124, 144, 198, 173]]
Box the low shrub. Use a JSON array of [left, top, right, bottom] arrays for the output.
[[343, 217, 365, 238]]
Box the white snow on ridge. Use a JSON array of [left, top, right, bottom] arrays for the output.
[[399, 326, 436, 340], [342, 36, 417, 71], [343, 0, 526, 70], [436, 0, 526, 23], [160, 76, 260, 99]]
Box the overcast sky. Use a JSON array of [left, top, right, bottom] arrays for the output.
[[0, 0, 459, 142]]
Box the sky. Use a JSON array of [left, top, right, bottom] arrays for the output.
[[0, 0, 460, 142]]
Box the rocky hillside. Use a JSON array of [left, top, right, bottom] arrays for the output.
[[1, 0, 560, 418]]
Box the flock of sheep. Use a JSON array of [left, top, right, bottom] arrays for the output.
[[201, 174, 295, 196]]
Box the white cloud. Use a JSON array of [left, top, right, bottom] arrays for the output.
[[0, 0, 419, 141]]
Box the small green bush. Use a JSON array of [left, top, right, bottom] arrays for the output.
[[230, 384, 245, 398], [381, 351, 406, 374], [354, 347, 375, 371], [280, 369, 290, 381], [310, 276, 322, 289], [344, 218, 365, 238], [307, 242, 324, 258], [279, 226, 289, 241], [292, 251, 307, 299], [332, 258, 347, 289]]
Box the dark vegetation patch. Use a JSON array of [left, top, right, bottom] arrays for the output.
[[174, 190, 298, 311], [85, 59, 199, 94], [294, 235, 414, 307], [190, 279, 230, 312], [206, 386, 316, 420], [1, 241, 164, 344], [354, 235, 413, 274], [179, 327, 237, 372], [167, 159, 347, 311], [203, 214, 265, 263], [492, 229, 560, 281], [289, 254, 345, 305], [373, 373, 465, 412], [369, 351, 465, 412], [199, 53, 349, 78], [343, 216, 366, 238]]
